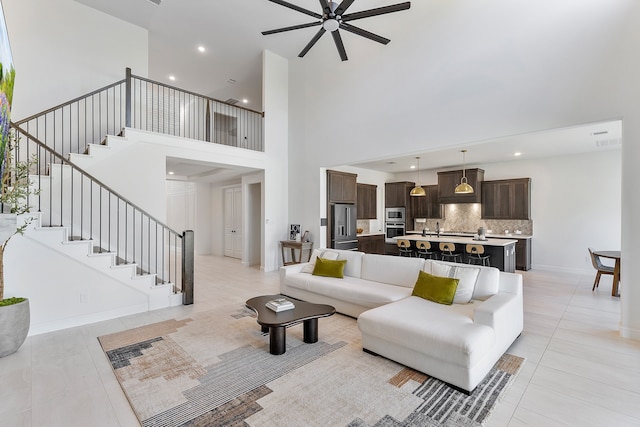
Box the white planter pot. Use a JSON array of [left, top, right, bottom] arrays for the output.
[[0, 298, 30, 358]]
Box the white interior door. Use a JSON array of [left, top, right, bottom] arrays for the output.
[[224, 186, 242, 259]]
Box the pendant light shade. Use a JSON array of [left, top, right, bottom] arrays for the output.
[[454, 150, 474, 194], [410, 157, 426, 196]]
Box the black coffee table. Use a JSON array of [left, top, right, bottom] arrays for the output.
[[245, 295, 335, 355]]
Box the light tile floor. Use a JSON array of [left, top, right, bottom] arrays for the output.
[[1, 256, 639, 427]]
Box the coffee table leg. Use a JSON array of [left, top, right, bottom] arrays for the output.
[[270, 326, 286, 355], [303, 318, 318, 344]]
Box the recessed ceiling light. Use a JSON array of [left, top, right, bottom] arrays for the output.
[[242, 99, 249, 104], [169, 75, 176, 81], [410, 165, 416, 169], [168, 171, 175, 175], [197, 45, 206, 53], [514, 152, 522, 157]]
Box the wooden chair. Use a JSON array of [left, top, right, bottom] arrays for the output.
[[588, 247, 615, 291], [397, 239, 414, 257], [416, 241, 437, 260], [439, 242, 462, 263], [466, 244, 491, 266]]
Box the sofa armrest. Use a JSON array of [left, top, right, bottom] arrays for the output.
[[474, 291, 524, 338], [497, 271, 523, 295], [279, 263, 308, 290]]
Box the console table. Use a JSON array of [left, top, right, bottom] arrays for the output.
[[280, 240, 314, 266]]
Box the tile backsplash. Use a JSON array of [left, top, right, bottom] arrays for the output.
[[413, 204, 533, 235]]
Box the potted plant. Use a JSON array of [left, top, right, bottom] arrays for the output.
[[0, 128, 37, 357]]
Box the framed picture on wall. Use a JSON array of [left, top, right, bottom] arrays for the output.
[[289, 224, 300, 240]]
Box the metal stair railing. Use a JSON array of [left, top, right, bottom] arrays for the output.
[[11, 123, 194, 300], [15, 68, 264, 156]]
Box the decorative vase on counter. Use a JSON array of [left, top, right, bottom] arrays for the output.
[[478, 227, 487, 240]]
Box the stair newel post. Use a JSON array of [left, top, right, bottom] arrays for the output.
[[182, 230, 194, 305], [125, 67, 132, 128]]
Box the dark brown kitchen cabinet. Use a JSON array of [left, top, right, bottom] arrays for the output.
[[515, 238, 531, 271], [437, 168, 484, 204], [385, 182, 414, 207], [410, 185, 442, 219], [327, 170, 357, 203], [481, 178, 531, 220], [357, 234, 385, 254], [357, 183, 377, 219]]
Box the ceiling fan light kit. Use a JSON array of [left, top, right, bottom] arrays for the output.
[[262, 0, 411, 61]]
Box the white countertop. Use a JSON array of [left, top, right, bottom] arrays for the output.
[[357, 232, 385, 237], [396, 235, 517, 247]]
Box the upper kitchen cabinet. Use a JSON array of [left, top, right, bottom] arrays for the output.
[[438, 168, 484, 204], [327, 170, 357, 203], [481, 178, 531, 220], [385, 181, 414, 207], [411, 185, 442, 219], [357, 183, 377, 219]]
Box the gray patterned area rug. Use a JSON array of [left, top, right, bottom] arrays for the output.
[[98, 304, 523, 427]]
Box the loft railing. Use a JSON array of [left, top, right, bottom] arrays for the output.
[[127, 70, 264, 151], [14, 68, 264, 155], [11, 123, 194, 298]]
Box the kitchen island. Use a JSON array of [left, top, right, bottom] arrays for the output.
[[395, 235, 517, 272]]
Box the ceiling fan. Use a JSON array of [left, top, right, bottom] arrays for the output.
[[262, 0, 411, 61]]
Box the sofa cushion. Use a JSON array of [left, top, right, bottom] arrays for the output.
[[284, 273, 411, 309], [472, 267, 500, 301], [357, 296, 495, 366], [430, 262, 480, 304], [361, 254, 425, 288], [412, 271, 458, 305], [334, 250, 365, 278], [312, 258, 347, 278], [301, 249, 339, 273]]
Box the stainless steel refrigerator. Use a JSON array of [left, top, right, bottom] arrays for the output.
[[331, 203, 358, 250]]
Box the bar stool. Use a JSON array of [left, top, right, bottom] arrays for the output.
[[466, 244, 491, 266], [439, 242, 462, 263], [397, 239, 414, 257], [415, 241, 437, 259]]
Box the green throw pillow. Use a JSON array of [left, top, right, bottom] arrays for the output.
[[412, 271, 459, 305], [312, 257, 347, 278]]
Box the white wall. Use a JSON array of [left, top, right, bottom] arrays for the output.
[[287, 0, 640, 338], [4, 0, 149, 119], [262, 50, 289, 271], [4, 233, 150, 335]]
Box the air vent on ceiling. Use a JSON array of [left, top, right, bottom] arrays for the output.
[[147, 0, 162, 5], [591, 130, 609, 136], [595, 138, 621, 148], [225, 98, 240, 105]]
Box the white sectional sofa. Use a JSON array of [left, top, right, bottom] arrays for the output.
[[279, 249, 523, 393]]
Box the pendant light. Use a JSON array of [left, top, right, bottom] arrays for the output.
[[410, 156, 426, 196], [454, 149, 474, 194]]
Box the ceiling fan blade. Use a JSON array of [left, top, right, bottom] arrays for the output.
[[340, 23, 390, 45], [262, 21, 321, 35], [332, 30, 348, 61], [266, 0, 322, 19], [299, 27, 327, 57], [319, 0, 331, 15], [334, 0, 356, 16], [342, 2, 411, 22]]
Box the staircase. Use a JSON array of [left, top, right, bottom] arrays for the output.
[[8, 68, 263, 333]]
